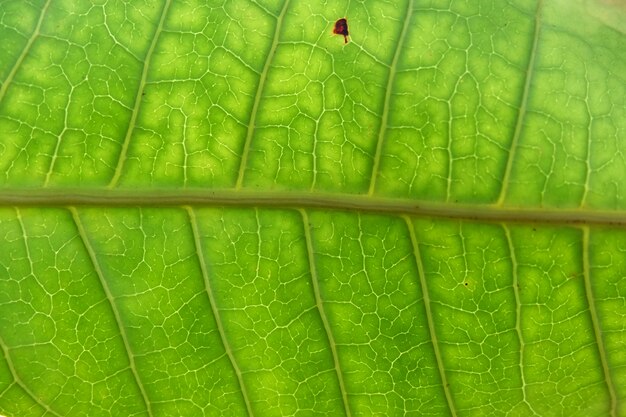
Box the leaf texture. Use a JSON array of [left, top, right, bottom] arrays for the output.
[[0, 0, 625, 416]]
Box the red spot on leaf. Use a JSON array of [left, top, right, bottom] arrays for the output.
[[333, 18, 349, 44]]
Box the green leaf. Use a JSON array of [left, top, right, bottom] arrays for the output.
[[0, 0, 624, 416]]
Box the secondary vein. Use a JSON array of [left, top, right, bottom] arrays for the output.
[[504, 224, 541, 416], [368, 0, 414, 195], [0, 0, 52, 104], [0, 336, 63, 416], [581, 226, 617, 417], [235, 0, 291, 189], [186, 206, 255, 417], [404, 215, 457, 417], [70, 207, 154, 417], [108, 0, 172, 188], [496, 0, 543, 205], [300, 209, 352, 417]]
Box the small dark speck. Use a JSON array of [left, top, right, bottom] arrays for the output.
[[333, 18, 349, 44]]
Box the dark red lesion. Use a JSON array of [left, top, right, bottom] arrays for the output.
[[332, 18, 349, 44]]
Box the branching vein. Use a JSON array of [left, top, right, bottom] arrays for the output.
[[70, 207, 154, 417], [236, 0, 292, 189], [108, 0, 172, 188], [300, 209, 352, 417], [404, 215, 457, 417], [368, 0, 414, 195], [0, 336, 62, 417], [0, 0, 52, 104], [186, 206, 254, 417], [504, 224, 540, 416], [581, 226, 617, 417], [497, 0, 543, 205]]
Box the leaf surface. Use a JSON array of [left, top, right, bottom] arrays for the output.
[[0, 0, 625, 416]]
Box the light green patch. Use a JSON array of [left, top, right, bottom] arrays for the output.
[[194, 208, 344, 416], [310, 211, 450, 416], [0, 0, 625, 416]]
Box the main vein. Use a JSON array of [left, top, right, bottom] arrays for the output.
[[1, 189, 625, 226]]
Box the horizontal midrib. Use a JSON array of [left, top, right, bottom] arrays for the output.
[[0, 189, 624, 226]]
